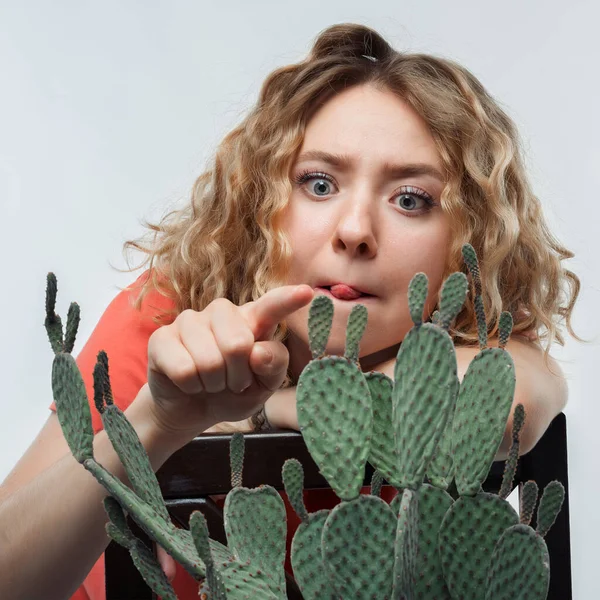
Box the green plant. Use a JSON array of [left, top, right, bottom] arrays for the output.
[[46, 243, 564, 599]]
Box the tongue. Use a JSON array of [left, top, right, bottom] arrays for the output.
[[329, 284, 362, 300]]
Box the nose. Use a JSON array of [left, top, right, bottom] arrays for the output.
[[331, 192, 378, 259]]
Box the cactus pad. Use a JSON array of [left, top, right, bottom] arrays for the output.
[[308, 294, 334, 357], [392, 487, 419, 600], [100, 404, 170, 523], [426, 399, 456, 490], [345, 303, 368, 362], [51, 353, 94, 462], [103, 496, 177, 600], [485, 524, 550, 600], [439, 493, 519, 600], [437, 272, 469, 331], [408, 272, 428, 326], [291, 509, 337, 600], [229, 432, 245, 488], [297, 356, 372, 500], [370, 469, 385, 498], [499, 403, 526, 500], [190, 511, 228, 600], [223, 485, 287, 596], [282, 458, 309, 522], [393, 323, 460, 490], [322, 495, 396, 598], [366, 371, 402, 488], [413, 484, 453, 599], [461, 243, 482, 296], [520, 481, 539, 526], [452, 348, 516, 496], [85, 459, 207, 578], [45, 272, 65, 354], [536, 481, 565, 538]]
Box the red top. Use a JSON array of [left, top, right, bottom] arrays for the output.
[[48, 270, 397, 599]]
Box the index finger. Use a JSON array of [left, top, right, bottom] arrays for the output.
[[240, 284, 314, 341]]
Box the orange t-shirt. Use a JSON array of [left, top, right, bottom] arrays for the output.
[[48, 270, 397, 599]]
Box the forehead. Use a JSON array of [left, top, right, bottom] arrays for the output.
[[299, 85, 443, 172]]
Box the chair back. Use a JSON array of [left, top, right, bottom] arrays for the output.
[[105, 413, 572, 599]]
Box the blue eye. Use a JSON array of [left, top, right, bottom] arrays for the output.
[[293, 170, 335, 196], [292, 169, 437, 216], [393, 187, 436, 212], [311, 179, 332, 196]]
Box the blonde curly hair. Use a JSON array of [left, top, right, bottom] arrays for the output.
[[115, 22, 586, 384]]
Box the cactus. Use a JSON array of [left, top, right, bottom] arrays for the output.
[[437, 246, 521, 600], [484, 481, 565, 600], [103, 496, 178, 599], [222, 433, 287, 597], [370, 468, 385, 498], [296, 298, 372, 501], [44, 242, 565, 599], [283, 458, 337, 599]]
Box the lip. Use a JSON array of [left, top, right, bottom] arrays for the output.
[[315, 286, 376, 302]]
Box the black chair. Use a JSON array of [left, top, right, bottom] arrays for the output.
[[105, 413, 572, 600]]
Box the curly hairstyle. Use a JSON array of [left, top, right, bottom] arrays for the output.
[[114, 22, 586, 385]]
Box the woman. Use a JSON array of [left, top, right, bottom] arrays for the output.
[[0, 23, 583, 600]]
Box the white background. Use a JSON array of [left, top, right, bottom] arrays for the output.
[[1, 2, 598, 597]]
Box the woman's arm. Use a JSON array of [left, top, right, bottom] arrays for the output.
[[0, 385, 208, 600], [262, 336, 569, 461]]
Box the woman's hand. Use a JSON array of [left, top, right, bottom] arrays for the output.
[[146, 284, 314, 445]]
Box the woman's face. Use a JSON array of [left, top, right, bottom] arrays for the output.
[[281, 83, 452, 380]]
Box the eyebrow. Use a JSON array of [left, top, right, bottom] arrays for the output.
[[295, 150, 446, 183]]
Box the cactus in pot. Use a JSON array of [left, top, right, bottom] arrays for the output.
[[44, 242, 564, 599]]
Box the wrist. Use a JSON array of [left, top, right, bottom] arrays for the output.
[[129, 384, 207, 459], [263, 385, 298, 430]]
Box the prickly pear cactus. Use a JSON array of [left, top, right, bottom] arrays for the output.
[[435, 245, 563, 600], [437, 246, 519, 600], [484, 480, 565, 600], [46, 273, 277, 600], [45, 241, 565, 599], [47, 274, 210, 584], [296, 297, 373, 501], [283, 459, 337, 599], [223, 433, 287, 598]]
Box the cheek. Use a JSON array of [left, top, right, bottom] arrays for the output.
[[281, 202, 306, 250], [416, 231, 453, 305], [281, 208, 331, 280], [387, 235, 448, 275], [383, 225, 451, 301]]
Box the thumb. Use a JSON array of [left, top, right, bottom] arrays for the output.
[[249, 340, 289, 392]]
